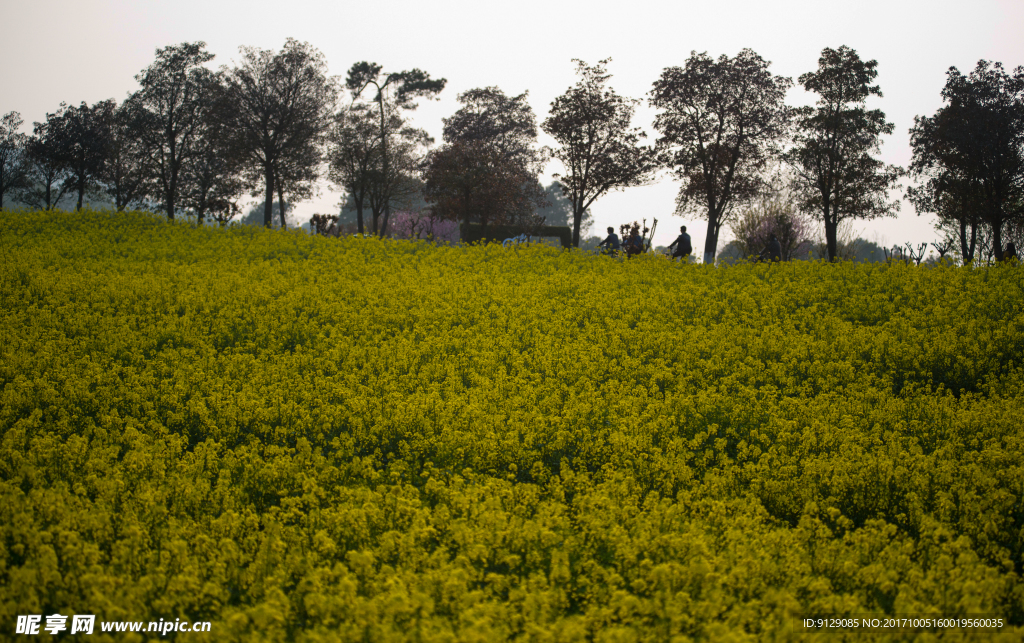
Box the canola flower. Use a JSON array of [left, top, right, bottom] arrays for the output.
[[1, 209, 1023, 641]]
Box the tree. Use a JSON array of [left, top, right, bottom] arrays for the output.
[[908, 60, 1024, 262], [423, 139, 545, 231], [100, 97, 154, 212], [365, 121, 431, 234], [181, 84, 245, 225], [328, 103, 379, 235], [329, 102, 432, 235], [134, 42, 217, 220], [271, 138, 321, 228], [785, 46, 902, 262], [543, 59, 658, 248], [538, 180, 592, 234], [651, 49, 792, 263], [219, 39, 338, 229], [906, 174, 982, 263], [425, 86, 547, 233], [0, 111, 30, 209], [55, 100, 112, 211], [240, 198, 291, 227], [22, 109, 74, 211], [346, 62, 446, 237], [442, 87, 546, 172]]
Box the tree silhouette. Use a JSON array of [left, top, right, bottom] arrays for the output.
[[426, 86, 547, 234], [219, 39, 338, 228], [786, 46, 902, 262], [22, 108, 74, 211], [544, 59, 657, 248], [0, 112, 30, 209], [346, 62, 445, 237], [133, 42, 217, 220], [651, 49, 792, 263], [55, 101, 112, 211], [99, 98, 153, 212], [909, 60, 1024, 262]]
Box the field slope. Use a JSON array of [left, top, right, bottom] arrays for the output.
[[2, 210, 1023, 641]]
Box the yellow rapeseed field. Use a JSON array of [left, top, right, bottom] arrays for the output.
[[1, 209, 1023, 641]]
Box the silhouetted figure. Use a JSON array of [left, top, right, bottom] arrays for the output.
[[758, 233, 783, 262], [668, 225, 692, 259], [625, 228, 644, 258], [1005, 242, 1018, 262], [598, 226, 620, 254]]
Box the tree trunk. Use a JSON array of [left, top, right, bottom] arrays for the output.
[[76, 180, 84, 211], [377, 93, 389, 239], [959, 218, 978, 264], [167, 174, 176, 221], [702, 224, 719, 265], [196, 190, 206, 226], [264, 163, 274, 228], [277, 184, 287, 230], [355, 199, 364, 235], [824, 216, 838, 262], [992, 220, 1004, 262], [572, 204, 583, 248]]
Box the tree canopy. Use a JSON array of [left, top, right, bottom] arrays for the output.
[[651, 49, 792, 263], [133, 42, 217, 220], [543, 59, 658, 248], [346, 62, 445, 237], [219, 39, 338, 228], [785, 46, 902, 262], [908, 60, 1024, 261]]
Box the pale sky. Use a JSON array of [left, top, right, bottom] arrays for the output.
[[3, 0, 1022, 252]]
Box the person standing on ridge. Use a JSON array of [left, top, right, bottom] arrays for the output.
[[668, 225, 692, 259]]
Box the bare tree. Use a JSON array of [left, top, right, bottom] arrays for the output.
[[543, 58, 658, 248], [651, 49, 792, 263]]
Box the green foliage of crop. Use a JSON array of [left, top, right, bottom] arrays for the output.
[[2, 209, 1023, 641]]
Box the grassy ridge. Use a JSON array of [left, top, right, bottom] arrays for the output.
[[1, 209, 1023, 641]]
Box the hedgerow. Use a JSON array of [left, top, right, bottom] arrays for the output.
[[1, 209, 1022, 641]]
